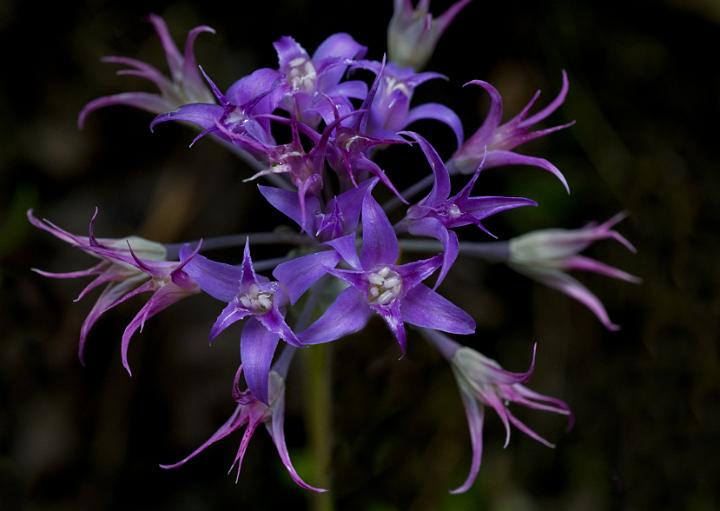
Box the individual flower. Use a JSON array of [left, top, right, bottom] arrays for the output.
[[150, 66, 282, 158], [273, 33, 368, 126], [239, 113, 363, 230], [28, 209, 200, 373], [161, 352, 325, 492], [180, 240, 303, 404], [299, 190, 475, 354], [509, 212, 641, 330], [387, 0, 472, 70], [292, 60, 411, 199], [422, 329, 572, 494], [353, 60, 463, 147], [79, 14, 216, 127], [399, 132, 537, 286], [448, 72, 573, 192], [258, 178, 376, 243]]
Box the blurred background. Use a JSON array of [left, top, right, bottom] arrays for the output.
[[1, 0, 718, 509]]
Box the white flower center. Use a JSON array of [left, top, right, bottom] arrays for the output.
[[446, 203, 462, 219], [288, 57, 317, 92], [367, 266, 403, 306], [239, 284, 274, 313]]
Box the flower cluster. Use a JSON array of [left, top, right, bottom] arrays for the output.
[[31, 2, 639, 494]]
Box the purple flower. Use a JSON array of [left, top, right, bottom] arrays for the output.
[[180, 241, 303, 404], [79, 14, 216, 127], [449, 72, 573, 192], [241, 114, 366, 230], [400, 132, 537, 286], [150, 66, 282, 157], [259, 178, 376, 242], [509, 212, 641, 330], [353, 61, 463, 147], [285, 61, 410, 198], [388, 0, 472, 70], [273, 33, 368, 126], [28, 209, 200, 373], [161, 359, 325, 492], [423, 330, 572, 494], [299, 191, 475, 354]]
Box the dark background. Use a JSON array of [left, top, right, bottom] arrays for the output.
[[1, 0, 718, 509]]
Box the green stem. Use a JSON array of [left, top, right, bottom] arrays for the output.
[[303, 343, 333, 511]]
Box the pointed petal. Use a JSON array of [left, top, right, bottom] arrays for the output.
[[406, 217, 456, 288], [360, 192, 399, 269], [210, 301, 252, 341], [241, 319, 281, 404], [102, 55, 175, 96], [31, 263, 104, 281], [160, 404, 248, 469], [240, 239, 259, 286], [512, 385, 573, 424], [520, 70, 569, 128], [313, 32, 367, 62], [404, 131, 451, 203], [183, 253, 243, 302], [326, 80, 368, 100], [181, 25, 216, 91], [273, 251, 340, 304], [227, 68, 283, 111], [402, 284, 475, 334], [150, 103, 223, 132], [326, 233, 361, 269], [326, 268, 368, 294], [464, 80, 503, 144], [274, 36, 310, 71], [435, 0, 472, 31], [332, 178, 377, 234], [530, 269, 620, 330], [228, 416, 263, 483], [460, 196, 538, 224], [506, 410, 555, 448], [148, 14, 183, 79], [267, 386, 327, 492], [79, 93, 171, 128], [404, 103, 464, 149], [78, 276, 151, 364], [257, 307, 303, 347], [449, 388, 484, 494], [373, 300, 407, 355], [483, 150, 570, 193], [562, 255, 641, 283], [121, 285, 191, 375], [300, 287, 371, 344], [598, 211, 637, 252], [258, 185, 321, 230]]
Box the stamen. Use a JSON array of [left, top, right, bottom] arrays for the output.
[[367, 266, 403, 305], [238, 284, 274, 313]]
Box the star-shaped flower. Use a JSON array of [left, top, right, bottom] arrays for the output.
[[161, 357, 324, 491], [509, 212, 641, 330], [79, 14, 216, 127], [449, 72, 573, 192], [400, 132, 537, 285], [28, 209, 200, 373], [181, 240, 302, 403], [299, 190, 475, 354], [423, 330, 572, 494]]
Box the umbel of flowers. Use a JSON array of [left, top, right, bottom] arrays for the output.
[[30, 1, 639, 494]]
